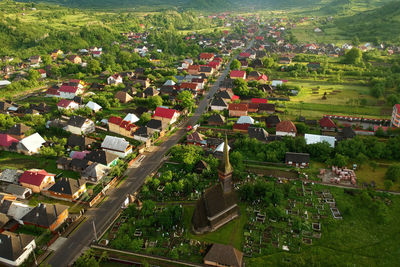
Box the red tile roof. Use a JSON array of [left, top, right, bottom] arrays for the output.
[[180, 82, 198, 90], [46, 88, 60, 96], [57, 99, 74, 108], [19, 170, 54, 186], [108, 116, 123, 125], [231, 95, 240, 101], [251, 98, 268, 104], [230, 70, 246, 79], [153, 107, 178, 119], [239, 52, 251, 58], [188, 65, 200, 71], [0, 134, 19, 147], [199, 53, 214, 60], [228, 103, 248, 111], [233, 123, 250, 131], [257, 74, 268, 81], [320, 117, 337, 128], [276, 120, 297, 133], [395, 104, 400, 113]]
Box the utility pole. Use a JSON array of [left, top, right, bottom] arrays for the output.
[[92, 220, 98, 242], [32, 246, 38, 266]]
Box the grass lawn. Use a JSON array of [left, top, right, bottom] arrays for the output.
[[246, 184, 400, 266], [287, 80, 376, 106], [355, 162, 400, 191], [0, 151, 80, 178], [184, 205, 248, 250]]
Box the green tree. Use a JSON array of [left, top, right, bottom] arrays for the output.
[[230, 59, 241, 70], [177, 90, 195, 112], [87, 59, 102, 74], [139, 112, 152, 125], [344, 47, 362, 65], [148, 95, 163, 109], [385, 164, 400, 182]]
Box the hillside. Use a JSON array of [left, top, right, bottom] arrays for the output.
[[334, 1, 400, 43]]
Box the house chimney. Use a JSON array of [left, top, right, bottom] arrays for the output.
[[53, 205, 58, 217]]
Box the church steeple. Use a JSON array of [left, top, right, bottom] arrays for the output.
[[218, 134, 233, 193], [219, 135, 233, 175]]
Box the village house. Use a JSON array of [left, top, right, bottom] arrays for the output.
[[115, 91, 133, 103], [391, 104, 400, 127], [248, 127, 269, 142], [21, 203, 68, 232], [143, 86, 159, 97], [19, 169, 55, 193], [258, 103, 275, 114], [85, 150, 119, 167], [59, 85, 83, 99], [276, 120, 297, 137], [0, 134, 19, 151], [210, 97, 228, 111], [230, 70, 247, 80], [29, 55, 41, 66], [6, 123, 31, 140], [133, 126, 152, 146], [233, 116, 255, 132], [146, 119, 167, 135], [265, 115, 281, 128], [17, 133, 46, 155], [305, 134, 336, 148], [85, 101, 102, 113], [0, 231, 36, 267], [57, 99, 80, 111], [101, 135, 132, 158], [0, 169, 21, 184], [5, 184, 32, 200], [64, 116, 95, 135], [108, 116, 138, 138], [153, 107, 179, 125], [203, 243, 243, 267], [107, 74, 123, 85], [67, 134, 96, 150], [320, 117, 337, 132], [46, 178, 86, 201], [67, 55, 82, 64], [229, 103, 248, 117], [199, 52, 215, 63], [285, 152, 310, 168], [187, 132, 207, 146], [207, 114, 225, 126], [51, 49, 63, 60], [81, 163, 109, 183], [37, 69, 47, 78]]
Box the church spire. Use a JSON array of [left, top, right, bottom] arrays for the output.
[[219, 134, 233, 175]]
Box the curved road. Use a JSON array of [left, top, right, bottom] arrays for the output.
[[46, 38, 255, 267]]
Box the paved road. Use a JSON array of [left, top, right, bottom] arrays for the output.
[[46, 38, 256, 267]]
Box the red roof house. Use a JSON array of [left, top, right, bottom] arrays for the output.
[[57, 99, 79, 110], [251, 98, 268, 104], [230, 70, 246, 80], [199, 53, 215, 62], [0, 134, 19, 148], [276, 120, 297, 137], [320, 117, 337, 131], [153, 107, 180, 124], [228, 103, 248, 117], [239, 52, 251, 58], [257, 74, 268, 83], [19, 169, 55, 193]]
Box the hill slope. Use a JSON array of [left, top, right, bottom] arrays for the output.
[[334, 1, 400, 43]]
